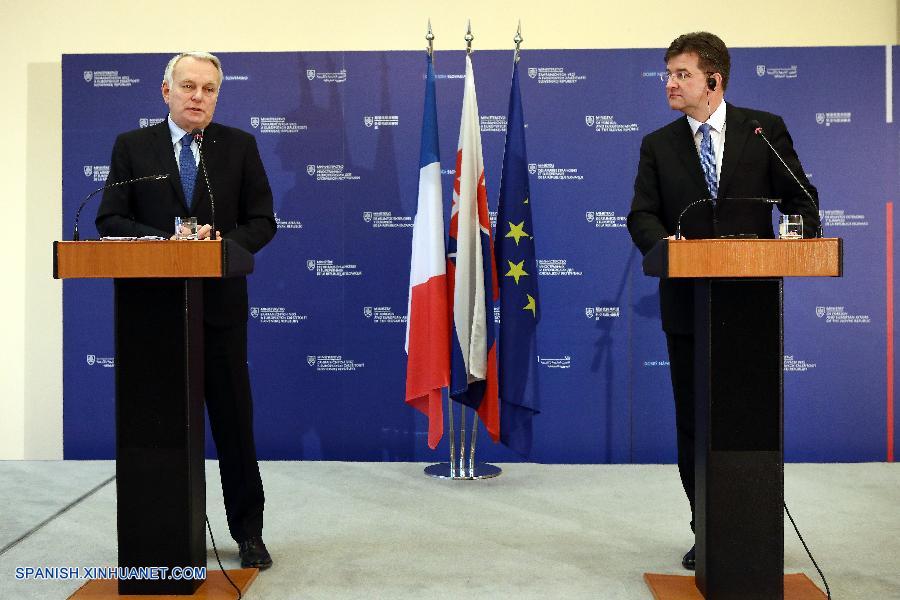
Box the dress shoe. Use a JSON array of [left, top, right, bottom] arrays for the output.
[[682, 545, 695, 570], [239, 536, 273, 570]]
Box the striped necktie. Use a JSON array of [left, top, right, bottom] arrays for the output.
[[698, 123, 718, 198], [179, 132, 197, 203]]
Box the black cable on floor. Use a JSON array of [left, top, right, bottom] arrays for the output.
[[784, 500, 831, 599], [206, 516, 242, 599], [0, 474, 116, 557]]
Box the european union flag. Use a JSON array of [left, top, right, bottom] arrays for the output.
[[496, 60, 540, 456]]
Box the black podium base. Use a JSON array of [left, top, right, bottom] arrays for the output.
[[694, 279, 784, 599], [114, 279, 206, 595]]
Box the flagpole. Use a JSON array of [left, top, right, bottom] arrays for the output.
[[423, 19, 500, 481]]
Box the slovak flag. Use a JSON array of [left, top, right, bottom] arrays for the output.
[[447, 54, 500, 442], [405, 54, 450, 449]]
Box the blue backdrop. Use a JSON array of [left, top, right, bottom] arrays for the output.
[[61, 47, 898, 463]]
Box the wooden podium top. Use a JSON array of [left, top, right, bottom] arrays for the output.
[[642, 238, 842, 279], [53, 239, 254, 279]]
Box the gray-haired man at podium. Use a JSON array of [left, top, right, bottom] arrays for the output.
[[96, 51, 276, 569], [626, 32, 819, 570]]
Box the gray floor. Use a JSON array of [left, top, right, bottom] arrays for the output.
[[0, 461, 897, 599]]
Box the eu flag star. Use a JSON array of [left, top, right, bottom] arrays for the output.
[[505, 260, 528, 285], [505, 220, 529, 245], [523, 293, 537, 317]]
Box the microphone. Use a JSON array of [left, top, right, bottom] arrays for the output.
[[191, 128, 217, 241], [73, 174, 169, 241], [748, 119, 822, 237], [675, 198, 714, 240]]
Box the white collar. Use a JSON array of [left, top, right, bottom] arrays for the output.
[[687, 100, 727, 136]]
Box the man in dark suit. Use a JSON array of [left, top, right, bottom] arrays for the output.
[[627, 32, 820, 570], [96, 51, 276, 569]]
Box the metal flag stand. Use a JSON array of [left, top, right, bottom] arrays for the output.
[[422, 20, 501, 481]]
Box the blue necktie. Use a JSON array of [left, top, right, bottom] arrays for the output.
[[179, 132, 197, 203], [698, 123, 718, 198]]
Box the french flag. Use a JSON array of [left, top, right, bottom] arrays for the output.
[[447, 54, 500, 442], [405, 54, 450, 449]]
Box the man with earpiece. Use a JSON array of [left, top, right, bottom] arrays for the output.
[[626, 31, 820, 571]]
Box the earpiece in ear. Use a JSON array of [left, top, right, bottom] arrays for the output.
[[707, 77, 717, 91]]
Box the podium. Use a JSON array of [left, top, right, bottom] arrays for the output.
[[643, 238, 841, 599], [54, 239, 253, 595]]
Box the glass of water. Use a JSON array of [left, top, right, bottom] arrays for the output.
[[778, 215, 803, 239], [174, 216, 198, 240]]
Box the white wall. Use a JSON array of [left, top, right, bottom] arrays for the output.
[[1, 0, 896, 459]]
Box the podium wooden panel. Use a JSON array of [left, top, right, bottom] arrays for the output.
[[55, 239, 253, 596], [54, 239, 253, 279], [643, 238, 841, 600]]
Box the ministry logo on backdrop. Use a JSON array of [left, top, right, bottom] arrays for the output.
[[250, 116, 307, 133], [304, 68, 347, 83], [755, 64, 798, 79], [528, 162, 583, 181], [537, 355, 572, 369], [815, 111, 852, 126], [83, 164, 110, 182], [306, 355, 365, 372], [585, 306, 621, 319], [362, 305, 407, 325], [307, 259, 362, 277], [82, 70, 140, 87], [249, 306, 308, 324], [274, 212, 306, 232], [361, 210, 412, 229], [784, 354, 817, 372], [85, 353, 114, 368], [820, 209, 869, 228], [585, 210, 627, 228], [480, 115, 507, 133], [363, 115, 399, 129], [306, 164, 360, 181], [537, 259, 583, 276], [585, 114, 639, 133], [814, 305, 871, 324], [138, 117, 164, 128], [526, 66, 587, 85]]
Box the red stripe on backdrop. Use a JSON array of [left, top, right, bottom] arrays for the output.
[[887, 202, 894, 463]]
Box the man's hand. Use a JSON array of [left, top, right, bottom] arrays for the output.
[[198, 224, 221, 240]]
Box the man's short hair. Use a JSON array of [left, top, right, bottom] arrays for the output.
[[163, 52, 224, 88], [665, 32, 730, 91]]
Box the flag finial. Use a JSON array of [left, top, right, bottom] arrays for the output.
[[514, 21, 523, 63], [465, 20, 474, 55], [426, 19, 434, 57]]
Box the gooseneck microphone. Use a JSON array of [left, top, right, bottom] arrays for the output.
[[191, 128, 217, 241], [748, 119, 822, 238], [675, 198, 715, 240], [73, 174, 169, 241]]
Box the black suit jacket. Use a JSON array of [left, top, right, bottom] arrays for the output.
[[627, 104, 820, 334], [96, 120, 276, 326]]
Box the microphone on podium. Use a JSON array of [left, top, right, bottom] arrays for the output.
[[73, 174, 169, 241]]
